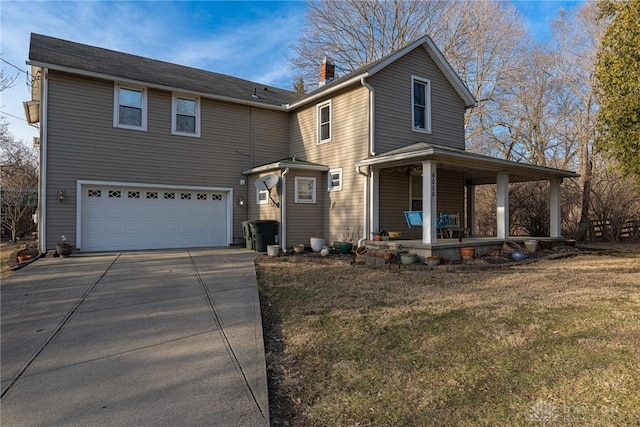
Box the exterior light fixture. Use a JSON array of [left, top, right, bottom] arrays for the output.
[[58, 189, 64, 202]]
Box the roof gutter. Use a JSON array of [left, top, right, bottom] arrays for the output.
[[286, 73, 370, 110], [243, 162, 328, 175], [355, 146, 579, 179], [26, 60, 290, 112]]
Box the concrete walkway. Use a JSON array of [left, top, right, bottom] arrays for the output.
[[1, 248, 268, 426]]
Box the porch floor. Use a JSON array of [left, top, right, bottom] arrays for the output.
[[363, 236, 570, 261]]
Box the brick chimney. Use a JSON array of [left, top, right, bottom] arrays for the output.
[[319, 57, 335, 87]]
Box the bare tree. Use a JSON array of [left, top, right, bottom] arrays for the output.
[[0, 120, 38, 242], [290, 0, 448, 89], [549, 3, 607, 241], [0, 68, 18, 91], [435, 0, 531, 156], [291, 0, 531, 158]]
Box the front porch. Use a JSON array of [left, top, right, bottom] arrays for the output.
[[362, 236, 570, 262]]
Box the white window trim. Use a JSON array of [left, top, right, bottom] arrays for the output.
[[113, 83, 148, 131], [171, 93, 201, 137], [257, 188, 269, 205], [317, 100, 332, 144], [411, 75, 431, 134], [294, 176, 316, 203], [328, 168, 342, 192]]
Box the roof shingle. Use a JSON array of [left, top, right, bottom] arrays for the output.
[[28, 33, 304, 108]]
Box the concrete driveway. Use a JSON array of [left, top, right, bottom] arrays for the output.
[[1, 248, 269, 426]]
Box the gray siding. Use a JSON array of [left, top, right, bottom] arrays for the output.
[[378, 168, 465, 239], [44, 71, 288, 249], [369, 47, 466, 154], [284, 170, 325, 246], [247, 173, 281, 222], [289, 86, 370, 243]]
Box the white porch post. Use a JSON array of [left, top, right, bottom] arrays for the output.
[[422, 160, 437, 244], [550, 178, 562, 238], [496, 172, 509, 239], [371, 168, 379, 236], [466, 184, 476, 236]]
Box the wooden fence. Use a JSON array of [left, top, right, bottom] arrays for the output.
[[590, 219, 640, 241]]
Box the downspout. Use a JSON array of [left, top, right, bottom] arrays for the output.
[[39, 68, 49, 253], [356, 165, 369, 247], [360, 77, 375, 156], [358, 77, 375, 245], [280, 168, 289, 251]]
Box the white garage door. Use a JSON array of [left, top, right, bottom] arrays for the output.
[[80, 185, 228, 251]]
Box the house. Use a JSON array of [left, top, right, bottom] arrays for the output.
[[26, 33, 577, 257]]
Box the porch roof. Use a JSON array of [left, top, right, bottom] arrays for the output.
[[355, 142, 579, 184], [242, 157, 329, 175]]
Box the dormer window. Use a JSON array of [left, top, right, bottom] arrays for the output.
[[412, 76, 431, 134], [114, 84, 147, 131]]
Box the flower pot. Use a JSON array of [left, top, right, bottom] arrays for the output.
[[17, 255, 32, 263], [512, 251, 529, 261], [56, 243, 73, 258], [310, 237, 327, 252], [294, 244, 305, 254], [400, 253, 417, 265], [460, 247, 475, 260], [267, 245, 280, 257], [502, 241, 521, 253], [426, 256, 440, 266], [524, 239, 538, 253], [338, 242, 353, 254]]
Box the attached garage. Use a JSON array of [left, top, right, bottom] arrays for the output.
[[77, 182, 231, 252]]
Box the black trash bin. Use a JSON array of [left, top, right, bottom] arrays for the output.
[[250, 220, 278, 252], [241, 220, 254, 250]]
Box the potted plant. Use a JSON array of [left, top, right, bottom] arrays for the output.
[[337, 228, 355, 254], [426, 256, 441, 266], [56, 235, 74, 257], [310, 229, 327, 252], [400, 253, 418, 264]]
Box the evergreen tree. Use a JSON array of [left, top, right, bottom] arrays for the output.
[[595, 0, 640, 187]]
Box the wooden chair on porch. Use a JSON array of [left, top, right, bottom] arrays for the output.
[[438, 213, 468, 238]]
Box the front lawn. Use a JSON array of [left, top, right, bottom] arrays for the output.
[[256, 247, 640, 426]]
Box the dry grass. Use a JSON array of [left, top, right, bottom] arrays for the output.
[[257, 246, 640, 426]]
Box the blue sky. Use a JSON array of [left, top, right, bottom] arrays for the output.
[[1, 0, 585, 145]]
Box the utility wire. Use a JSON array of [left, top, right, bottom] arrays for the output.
[[0, 110, 28, 123], [0, 57, 29, 75]]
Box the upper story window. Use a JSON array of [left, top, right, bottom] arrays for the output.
[[317, 100, 331, 144], [114, 84, 147, 131], [295, 177, 316, 203], [328, 168, 342, 192], [412, 76, 431, 134], [172, 94, 200, 137]]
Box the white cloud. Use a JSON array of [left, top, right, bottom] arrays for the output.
[[1, 1, 306, 143]]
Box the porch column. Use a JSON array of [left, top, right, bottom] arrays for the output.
[[422, 160, 437, 244], [466, 184, 476, 236], [496, 172, 509, 239], [550, 178, 562, 238], [371, 168, 379, 236]]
